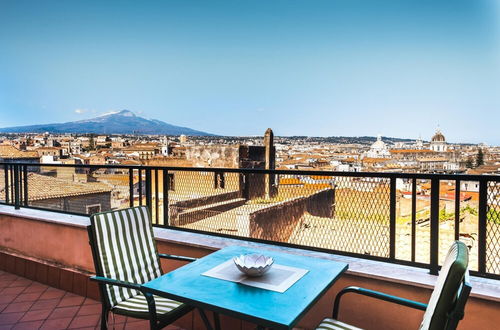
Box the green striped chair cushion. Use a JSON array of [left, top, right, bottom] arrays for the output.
[[113, 293, 184, 318], [316, 318, 363, 330], [90, 206, 162, 308]]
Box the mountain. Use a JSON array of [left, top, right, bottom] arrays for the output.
[[0, 110, 213, 136]]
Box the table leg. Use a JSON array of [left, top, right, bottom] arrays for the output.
[[213, 312, 221, 330], [198, 308, 214, 330]]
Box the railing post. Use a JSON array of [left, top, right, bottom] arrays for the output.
[[411, 178, 417, 262], [4, 164, 10, 204], [138, 168, 143, 206], [389, 177, 396, 260], [145, 168, 152, 214], [10, 165, 14, 203], [478, 179, 488, 274], [154, 169, 159, 224], [13, 164, 20, 210], [430, 178, 440, 275], [243, 173, 250, 200], [23, 165, 28, 206], [163, 169, 169, 226], [129, 168, 134, 207], [454, 179, 460, 241]]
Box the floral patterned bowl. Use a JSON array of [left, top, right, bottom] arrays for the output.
[[233, 254, 274, 277]]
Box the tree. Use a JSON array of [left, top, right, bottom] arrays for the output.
[[476, 148, 484, 167], [88, 134, 96, 151], [465, 157, 474, 169]]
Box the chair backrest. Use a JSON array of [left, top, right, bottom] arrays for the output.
[[419, 240, 470, 330], [88, 206, 162, 308]]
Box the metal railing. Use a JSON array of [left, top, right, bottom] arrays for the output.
[[1, 162, 499, 280]]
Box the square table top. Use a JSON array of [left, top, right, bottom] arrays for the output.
[[143, 245, 348, 329]]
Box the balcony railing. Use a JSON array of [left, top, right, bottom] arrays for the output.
[[1, 162, 499, 280]]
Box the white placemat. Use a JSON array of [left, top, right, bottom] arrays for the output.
[[202, 259, 308, 293]]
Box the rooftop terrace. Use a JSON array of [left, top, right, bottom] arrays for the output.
[[0, 270, 185, 330], [1, 162, 499, 329]]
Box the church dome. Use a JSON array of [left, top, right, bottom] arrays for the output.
[[431, 130, 445, 142], [371, 134, 386, 149]]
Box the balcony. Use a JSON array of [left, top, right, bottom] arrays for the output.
[[1, 162, 499, 329]]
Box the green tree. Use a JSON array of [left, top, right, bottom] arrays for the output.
[[465, 157, 474, 169], [88, 134, 96, 151], [476, 148, 484, 167]]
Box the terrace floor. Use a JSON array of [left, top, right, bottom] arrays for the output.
[[0, 270, 185, 330]]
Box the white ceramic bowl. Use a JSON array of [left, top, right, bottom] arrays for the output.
[[233, 254, 274, 277]]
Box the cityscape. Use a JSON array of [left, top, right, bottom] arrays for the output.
[[1, 109, 499, 274], [0, 110, 498, 174], [1, 0, 499, 329]]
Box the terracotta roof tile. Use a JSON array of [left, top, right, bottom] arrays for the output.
[[0, 146, 39, 159], [0, 173, 112, 201]]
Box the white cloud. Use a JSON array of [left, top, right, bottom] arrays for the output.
[[74, 109, 88, 114]]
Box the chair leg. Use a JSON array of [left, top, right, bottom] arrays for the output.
[[149, 317, 158, 330], [100, 306, 109, 330]]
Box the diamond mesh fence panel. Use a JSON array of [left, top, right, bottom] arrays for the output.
[[166, 170, 244, 232], [394, 178, 432, 264], [0, 166, 7, 204], [486, 180, 500, 275], [167, 171, 391, 258], [461, 181, 479, 271], [291, 175, 390, 257], [0, 165, 22, 206], [15, 165, 131, 216], [3, 162, 498, 277]]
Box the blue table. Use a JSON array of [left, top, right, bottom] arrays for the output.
[[143, 245, 348, 329]]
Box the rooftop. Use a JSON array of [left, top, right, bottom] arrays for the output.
[[0, 173, 112, 202], [0, 270, 185, 330], [0, 146, 39, 159]]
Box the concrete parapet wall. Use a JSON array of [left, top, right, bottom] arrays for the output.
[[173, 198, 246, 226], [244, 188, 334, 242], [171, 191, 241, 210], [1, 208, 499, 330], [170, 191, 243, 225]]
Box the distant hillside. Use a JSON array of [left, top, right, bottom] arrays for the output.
[[0, 110, 213, 136]]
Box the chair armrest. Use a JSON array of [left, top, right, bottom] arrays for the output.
[[333, 286, 427, 319], [158, 253, 197, 262], [90, 276, 142, 291]]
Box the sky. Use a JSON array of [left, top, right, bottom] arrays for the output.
[[0, 0, 499, 144]]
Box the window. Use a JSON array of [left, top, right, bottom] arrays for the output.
[[86, 204, 101, 215]]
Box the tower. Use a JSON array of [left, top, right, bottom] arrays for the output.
[[264, 128, 276, 199], [430, 129, 447, 152]]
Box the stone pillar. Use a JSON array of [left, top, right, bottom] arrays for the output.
[[264, 128, 277, 199]]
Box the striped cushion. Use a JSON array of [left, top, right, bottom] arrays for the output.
[[113, 293, 184, 318], [91, 206, 162, 308], [316, 318, 363, 330]]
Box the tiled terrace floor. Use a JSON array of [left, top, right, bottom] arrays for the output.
[[0, 270, 185, 330]]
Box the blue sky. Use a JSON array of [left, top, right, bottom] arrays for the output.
[[0, 0, 499, 144]]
